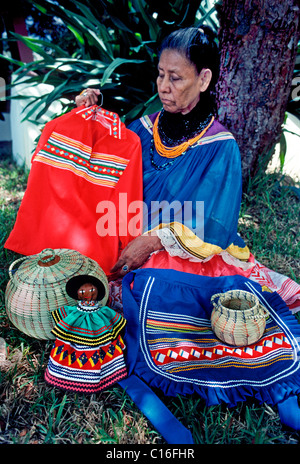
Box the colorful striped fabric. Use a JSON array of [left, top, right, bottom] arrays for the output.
[[122, 269, 300, 407], [45, 335, 127, 394], [4, 105, 143, 275], [34, 131, 129, 189], [51, 304, 126, 346], [45, 303, 127, 393], [33, 105, 129, 189]]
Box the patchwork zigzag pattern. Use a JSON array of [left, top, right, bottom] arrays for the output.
[[45, 366, 127, 394], [250, 261, 300, 306]]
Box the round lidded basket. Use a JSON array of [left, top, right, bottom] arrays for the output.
[[5, 248, 109, 340], [210, 290, 269, 347]]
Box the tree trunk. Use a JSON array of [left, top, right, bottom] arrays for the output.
[[216, 0, 300, 184]]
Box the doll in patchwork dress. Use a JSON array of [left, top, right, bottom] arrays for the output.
[[45, 274, 127, 394]]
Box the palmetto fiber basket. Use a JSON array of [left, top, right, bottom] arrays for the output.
[[211, 290, 269, 347], [5, 248, 109, 340]]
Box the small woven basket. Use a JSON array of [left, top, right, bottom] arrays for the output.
[[5, 248, 108, 340], [210, 290, 269, 346]]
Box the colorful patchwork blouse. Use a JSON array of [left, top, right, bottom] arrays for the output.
[[5, 105, 143, 276]]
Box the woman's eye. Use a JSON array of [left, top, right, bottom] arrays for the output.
[[157, 73, 180, 83]]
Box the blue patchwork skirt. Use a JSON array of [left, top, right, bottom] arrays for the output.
[[120, 268, 300, 441]]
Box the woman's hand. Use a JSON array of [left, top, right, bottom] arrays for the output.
[[75, 88, 101, 107], [109, 234, 163, 281]]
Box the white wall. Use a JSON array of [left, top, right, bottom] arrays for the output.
[[9, 78, 63, 170]]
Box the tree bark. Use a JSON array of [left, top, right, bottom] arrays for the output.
[[216, 0, 300, 184]]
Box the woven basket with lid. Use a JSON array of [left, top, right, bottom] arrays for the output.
[[5, 248, 109, 340], [210, 290, 269, 347]]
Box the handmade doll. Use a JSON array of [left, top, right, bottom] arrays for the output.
[[44, 274, 127, 394]]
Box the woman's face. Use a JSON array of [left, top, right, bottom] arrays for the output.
[[157, 49, 212, 115]]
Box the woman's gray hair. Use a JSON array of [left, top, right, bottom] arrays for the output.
[[158, 26, 220, 113], [158, 26, 219, 87]]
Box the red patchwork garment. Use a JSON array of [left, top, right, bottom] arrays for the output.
[[5, 105, 143, 276]]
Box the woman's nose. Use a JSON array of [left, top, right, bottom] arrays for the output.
[[159, 76, 170, 93]]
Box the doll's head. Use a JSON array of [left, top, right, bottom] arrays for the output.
[[77, 282, 98, 301], [66, 274, 108, 305]]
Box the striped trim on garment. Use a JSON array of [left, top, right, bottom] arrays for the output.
[[168, 223, 250, 262], [34, 131, 129, 188], [138, 276, 300, 389], [51, 317, 126, 347], [45, 357, 127, 392]]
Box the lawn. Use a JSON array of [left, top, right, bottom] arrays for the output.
[[0, 153, 299, 445]]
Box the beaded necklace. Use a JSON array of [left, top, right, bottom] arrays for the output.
[[150, 138, 178, 171], [158, 108, 214, 147], [150, 111, 215, 170], [77, 300, 101, 312], [153, 112, 214, 159]]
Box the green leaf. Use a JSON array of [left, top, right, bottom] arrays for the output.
[[108, 15, 134, 33], [132, 0, 159, 41], [54, 395, 68, 429], [1, 0, 216, 122], [142, 93, 162, 115], [0, 53, 23, 68], [101, 57, 145, 86], [20, 98, 47, 122], [31, 2, 48, 14], [67, 25, 85, 45], [279, 132, 287, 171], [12, 34, 69, 58], [9, 32, 55, 61]]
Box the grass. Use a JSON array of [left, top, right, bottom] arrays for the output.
[[239, 172, 300, 282], [0, 153, 299, 445]]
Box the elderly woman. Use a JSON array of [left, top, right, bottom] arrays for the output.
[[5, 26, 299, 308], [77, 28, 252, 275], [6, 26, 300, 438], [75, 26, 299, 312]]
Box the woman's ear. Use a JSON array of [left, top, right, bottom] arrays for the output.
[[199, 68, 212, 92]]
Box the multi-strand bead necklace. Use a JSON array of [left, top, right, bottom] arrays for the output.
[[150, 110, 214, 171]]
